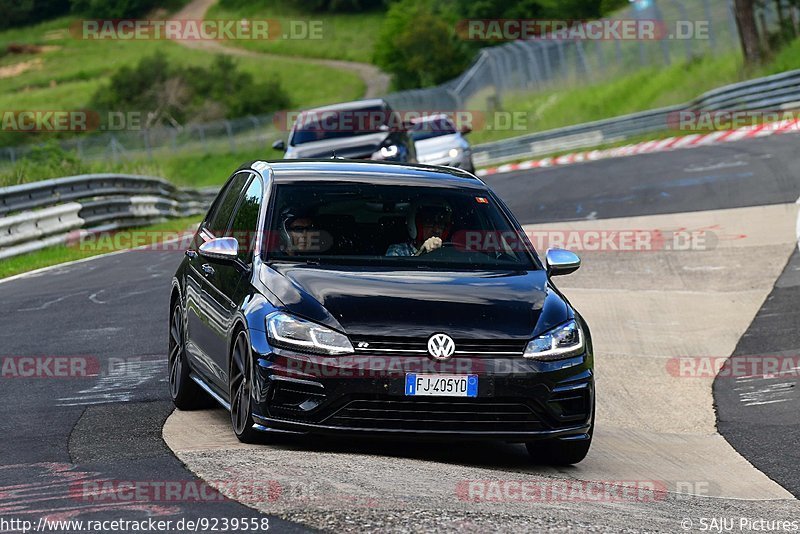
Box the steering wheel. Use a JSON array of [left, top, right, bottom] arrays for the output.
[[417, 241, 459, 256]]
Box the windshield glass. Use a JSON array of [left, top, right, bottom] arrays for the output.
[[265, 182, 536, 270], [410, 117, 457, 142], [289, 105, 389, 145]]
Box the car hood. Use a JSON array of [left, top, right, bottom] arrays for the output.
[[260, 264, 568, 340], [285, 132, 389, 159], [414, 134, 463, 156]]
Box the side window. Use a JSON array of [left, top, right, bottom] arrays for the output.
[[205, 173, 250, 236], [227, 176, 264, 261]]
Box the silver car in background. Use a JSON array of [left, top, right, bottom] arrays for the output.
[[410, 114, 474, 173]]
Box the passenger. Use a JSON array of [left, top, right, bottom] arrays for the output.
[[387, 202, 453, 256]]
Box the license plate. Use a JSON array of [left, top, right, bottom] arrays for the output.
[[405, 374, 478, 397]]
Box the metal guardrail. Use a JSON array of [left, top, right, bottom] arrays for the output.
[[472, 69, 800, 166], [0, 174, 217, 260]]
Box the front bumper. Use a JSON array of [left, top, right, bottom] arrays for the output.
[[248, 345, 594, 442]]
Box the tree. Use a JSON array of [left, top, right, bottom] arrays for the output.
[[374, 0, 471, 89], [734, 0, 763, 65]]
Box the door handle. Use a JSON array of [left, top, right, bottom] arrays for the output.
[[201, 263, 215, 276], [185, 250, 197, 259]]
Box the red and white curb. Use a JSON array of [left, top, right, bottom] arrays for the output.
[[476, 119, 800, 177]]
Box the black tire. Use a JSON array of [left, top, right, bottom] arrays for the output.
[[230, 330, 260, 443], [168, 303, 205, 410]]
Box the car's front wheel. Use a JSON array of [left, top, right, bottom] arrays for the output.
[[229, 330, 260, 443], [168, 303, 205, 410]]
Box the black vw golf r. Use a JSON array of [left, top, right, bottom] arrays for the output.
[[169, 159, 594, 465]]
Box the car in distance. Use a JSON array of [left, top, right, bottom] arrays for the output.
[[169, 159, 594, 465], [410, 114, 475, 173], [272, 99, 416, 163]]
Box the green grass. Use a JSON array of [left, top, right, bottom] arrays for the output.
[[206, 2, 383, 63], [157, 148, 273, 187], [0, 215, 202, 280], [0, 16, 364, 126], [0, 146, 274, 189], [468, 40, 800, 146]]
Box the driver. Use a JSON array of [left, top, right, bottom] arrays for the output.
[[386, 202, 453, 256], [279, 208, 319, 255]]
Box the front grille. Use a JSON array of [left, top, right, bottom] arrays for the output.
[[325, 398, 544, 432], [350, 336, 527, 356]]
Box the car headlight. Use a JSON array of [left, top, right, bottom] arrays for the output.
[[371, 145, 399, 160], [523, 320, 584, 360], [448, 148, 461, 159], [266, 312, 354, 355]]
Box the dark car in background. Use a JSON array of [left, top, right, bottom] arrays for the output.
[[272, 99, 416, 162], [169, 159, 594, 465]]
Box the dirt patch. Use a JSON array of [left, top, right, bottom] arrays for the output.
[[0, 58, 43, 79]]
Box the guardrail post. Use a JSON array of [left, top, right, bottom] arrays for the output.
[[110, 136, 119, 165], [556, 40, 566, 79], [541, 42, 553, 84], [671, 0, 691, 62], [486, 50, 503, 106], [702, 0, 716, 51], [144, 129, 152, 160], [225, 120, 236, 152], [575, 40, 590, 80]]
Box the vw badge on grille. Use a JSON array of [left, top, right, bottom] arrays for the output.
[[427, 333, 456, 360]]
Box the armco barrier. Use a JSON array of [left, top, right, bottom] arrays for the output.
[[472, 69, 800, 166], [0, 174, 217, 260]]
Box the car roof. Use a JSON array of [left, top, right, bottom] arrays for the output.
[[240, 159, 486, 188], [301, 98, 388, 113], [411, 113, 452, 124]]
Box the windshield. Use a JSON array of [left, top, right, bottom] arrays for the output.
[[410, 117, 457, 142], [265, 182, 536, 270], [289, 105, 390, 145]]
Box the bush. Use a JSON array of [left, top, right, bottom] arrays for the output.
[[1, 141, 87, 187], [218, 0, 385, 13], [69, 0, 187, 18], [91, 53, 291, 127], [0, 0, 70, 30]]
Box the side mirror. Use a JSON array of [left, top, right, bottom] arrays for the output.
[[460, 124, 472, 134], [545, 248, 580, 276], [272, 139, 286, 151], [199, 237, 239, 262]]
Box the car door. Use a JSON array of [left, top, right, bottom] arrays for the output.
[[185, 171, 251, 388], [203, 173, 264, 388]]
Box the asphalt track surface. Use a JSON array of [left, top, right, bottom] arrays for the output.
[[0, 252, 308, 532], [482, 134, 800, 224], [1, 133, 799, 532], [714, 248, 800, 497]]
